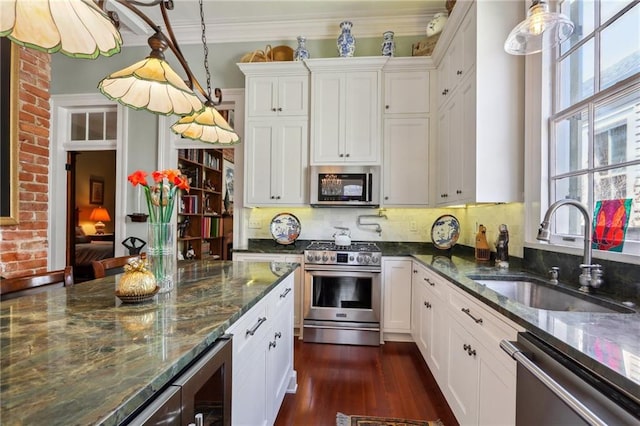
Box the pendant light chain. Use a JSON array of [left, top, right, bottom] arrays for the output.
[[199, 0, 212, 100]]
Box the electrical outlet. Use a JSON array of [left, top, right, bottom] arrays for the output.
[[409, 221, 417, 232], [248, 219, 262, 229]]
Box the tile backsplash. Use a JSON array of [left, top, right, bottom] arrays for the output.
[[245, 203, 525, 258]]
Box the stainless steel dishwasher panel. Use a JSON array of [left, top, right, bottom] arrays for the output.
[[501, 333, 639, 426]]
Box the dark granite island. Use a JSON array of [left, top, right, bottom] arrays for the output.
[[0, 260, 299, 425]]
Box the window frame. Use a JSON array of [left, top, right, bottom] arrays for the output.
[[544, 0, 640, 258]]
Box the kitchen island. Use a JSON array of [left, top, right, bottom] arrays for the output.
[[0, 260, 299, 425]]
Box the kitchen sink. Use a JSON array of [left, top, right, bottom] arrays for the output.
[[468, 276, 635, 314]]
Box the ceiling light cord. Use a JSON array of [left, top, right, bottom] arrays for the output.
[[199, 0, 221, 106]]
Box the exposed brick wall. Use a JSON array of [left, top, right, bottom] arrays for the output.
[[0, 46, 51, 278]]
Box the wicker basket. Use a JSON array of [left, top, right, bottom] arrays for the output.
[[240, 44, 294, 63], [240, 46, 272, 63]]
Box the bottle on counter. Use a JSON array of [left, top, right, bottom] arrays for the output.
[[475, 224, 490, 261]]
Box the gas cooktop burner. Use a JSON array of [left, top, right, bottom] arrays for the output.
[[304, 241, 381, 267]]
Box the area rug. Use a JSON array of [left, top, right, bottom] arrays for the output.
[[336, 412, 444, 426]]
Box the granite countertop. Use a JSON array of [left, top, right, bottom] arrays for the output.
[[0, 260, 298, 425], [412, 254, 640, 407]]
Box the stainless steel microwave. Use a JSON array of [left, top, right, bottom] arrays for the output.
[[310, 165, 380, 207]]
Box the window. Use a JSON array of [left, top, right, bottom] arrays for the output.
[[550, 0, 640, 254]]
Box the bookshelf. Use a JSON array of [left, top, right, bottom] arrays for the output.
[[177, 148, 233, 261]]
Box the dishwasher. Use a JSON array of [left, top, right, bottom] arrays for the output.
[[501, 332, 639, 425]]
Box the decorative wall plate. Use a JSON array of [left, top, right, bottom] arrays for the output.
[[431, 214, 460, 250], [270, 213, 301, 245]]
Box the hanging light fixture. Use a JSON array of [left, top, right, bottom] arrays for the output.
[[170, 0, 240, 144], [0, 0, 122, 58], [504, 0, 574, 55], [98, 30, 204, 116]]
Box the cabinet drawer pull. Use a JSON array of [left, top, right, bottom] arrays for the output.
[[424, 277, 435, 286], [269, 340, 277, 350], [461, 308, 483, 324], [280, 287, 292, 298], [463, 343, 471, 351], [246, 317, 267, 336], [275, 331, 282, 339], [425, 301, 432, 309], [278, 107, 283, 111]]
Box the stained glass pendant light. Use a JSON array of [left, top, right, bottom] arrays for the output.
[[0, 0, 122, 58], [504, 0, 574, 55], [98, 31, 203, 116], [170, 0, 240, 144]]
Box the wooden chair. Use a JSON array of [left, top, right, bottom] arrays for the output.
[[1, 266, 74, 300], [91, 255, 140, 279]]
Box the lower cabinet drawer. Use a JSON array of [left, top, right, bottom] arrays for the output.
[[227, 302, 268, 357]]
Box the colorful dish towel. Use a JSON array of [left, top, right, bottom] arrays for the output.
[[592, 198, 632, 252]]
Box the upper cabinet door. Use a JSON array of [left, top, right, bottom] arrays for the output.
[[384, 70, 430, 114], [246, 75, 308, 117], [278, 76, 308, 116], [343, 71, 380, 163]]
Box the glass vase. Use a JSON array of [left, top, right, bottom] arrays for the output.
[[147, 223, 176, 293]]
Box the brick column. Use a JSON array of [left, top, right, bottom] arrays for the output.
[[0, 46, 51, 278]]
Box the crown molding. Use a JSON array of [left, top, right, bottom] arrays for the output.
[[119, 13, 441, 47]]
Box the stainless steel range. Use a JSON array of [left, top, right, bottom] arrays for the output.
[[303, 241, 381, 346]]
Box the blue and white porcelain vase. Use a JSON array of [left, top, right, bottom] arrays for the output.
[[337, 21, 355, 57], [381, 31, 395, 56], [294, 36, 310, 61]]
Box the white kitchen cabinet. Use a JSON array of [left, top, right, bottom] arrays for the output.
[[383, 117, 430, 206], [306, 57, 388, 164], [266, 276, 295, 425], [226, 273, 296, 426], [381, 58, 433, 206], [436, 91, 465, 205], [244, 119, 308, 206], [232, 253, 304, 336], [436, 7, 475, 107], [432, 0, 524, 205], [443, 283, 520, 425], [411, 262, 448, 384], [382, 258, 413, 336], [238, 62, 308, 118], [239, 62, 309, 208], [383, 59, 431, 114]]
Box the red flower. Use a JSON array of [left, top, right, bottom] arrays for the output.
[[152, 170, 165, 183], [128, 170, 148, 187], [175, 175, 190, 192]]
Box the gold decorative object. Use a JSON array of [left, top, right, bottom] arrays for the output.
[[116, 257, 157, 297]]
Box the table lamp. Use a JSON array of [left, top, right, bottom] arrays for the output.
[[89, 207, 111, 235]]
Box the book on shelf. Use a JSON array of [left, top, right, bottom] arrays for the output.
[[202, 151, 221, 170], [180, 195, 198, 214], [202, 216, 223, 238], [178, 148, 199, 162]]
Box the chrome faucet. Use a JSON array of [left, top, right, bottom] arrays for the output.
[[537, 199, 603, 293]]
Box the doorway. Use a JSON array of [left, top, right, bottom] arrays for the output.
[[70, 150, 117, 281]]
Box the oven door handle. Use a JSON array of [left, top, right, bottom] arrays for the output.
[[500, 340, 607, 426], [304, 324, 380, 332]]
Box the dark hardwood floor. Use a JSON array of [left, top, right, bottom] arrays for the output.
[[275, 339, 459, 426]]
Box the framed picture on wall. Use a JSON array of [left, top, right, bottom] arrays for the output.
[[90, 176, 105, 205], [1, 38, 19, 225]]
